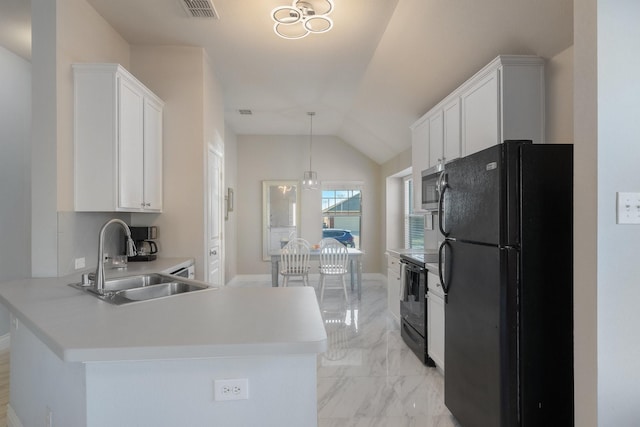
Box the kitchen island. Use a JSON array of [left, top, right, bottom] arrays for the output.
[[0, 262, 327, 427]]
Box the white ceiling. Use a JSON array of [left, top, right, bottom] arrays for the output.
[[1, 0, 573, 164]]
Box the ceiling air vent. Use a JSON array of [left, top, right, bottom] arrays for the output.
[[239, 109, 253, 115], [179, 0, 219, 19]]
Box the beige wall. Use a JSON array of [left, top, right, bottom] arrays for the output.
[[574, 0, 598, 424], [380, 147, 412, 262], [129, 46, 211, 280], [32, 0, 132, 276], [128, 47, 227, 282], [57, 0, 130, 211], [31, 0, 227, 280], [236, 135, 382, 275], [545, 45, 574, 143]]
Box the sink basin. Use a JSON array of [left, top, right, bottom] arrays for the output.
[[101, 273, 170, 292], [116, 281, 209, 302], [69, 273, 215, 305]]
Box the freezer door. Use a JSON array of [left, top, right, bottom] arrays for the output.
[[442, 140, 525, 245], [442, 145, 503, 244], [444, 240, 518, 427]]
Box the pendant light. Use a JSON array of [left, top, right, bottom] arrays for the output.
[[302, 112, 319, 190]]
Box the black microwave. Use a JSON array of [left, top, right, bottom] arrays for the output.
[[421, 165, 444, 211]]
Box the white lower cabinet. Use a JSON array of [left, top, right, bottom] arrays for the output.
[[427, 271, 445, 370], [73, 63, 164, 212], [387, 254, 402, 323]]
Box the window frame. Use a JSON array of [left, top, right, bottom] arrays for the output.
[[321, 181, 363, 249]]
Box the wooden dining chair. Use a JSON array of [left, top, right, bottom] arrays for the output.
[[280, 238, 311, 287], [318, 238, 349, 303]]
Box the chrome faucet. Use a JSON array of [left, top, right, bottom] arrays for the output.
[[94, 219, 137, 294]]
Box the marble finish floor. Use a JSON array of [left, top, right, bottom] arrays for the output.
[[231, 276, 461, 427]]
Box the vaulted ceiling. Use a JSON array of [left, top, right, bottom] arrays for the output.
[[1, 0, 573, 164]]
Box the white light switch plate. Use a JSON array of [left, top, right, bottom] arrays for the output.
[[617, 192, 640, 224]]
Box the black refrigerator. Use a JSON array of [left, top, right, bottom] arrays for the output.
[[437, 140, 574, 427]]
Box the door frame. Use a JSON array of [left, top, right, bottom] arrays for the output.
[[205, 140, 224, 286]]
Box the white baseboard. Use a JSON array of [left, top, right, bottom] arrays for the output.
[[6, 405, 23, 427], [0, 333, 9, 352], [226, 273, 386, 287]]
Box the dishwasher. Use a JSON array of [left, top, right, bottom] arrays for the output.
[[169, 263, 195, 279]]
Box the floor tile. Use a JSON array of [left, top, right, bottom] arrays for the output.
[[230, 276, 460, 426]]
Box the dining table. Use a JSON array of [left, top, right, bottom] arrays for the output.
[[270, 248, 364, 300]]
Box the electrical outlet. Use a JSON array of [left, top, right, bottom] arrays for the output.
[[75, 257, 85, 270], [617, 192, 640, 224], [214, 378, 249, 401]]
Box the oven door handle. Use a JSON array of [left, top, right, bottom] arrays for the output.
[[400, 262, 412, 301], [399, 262, 407, 298]]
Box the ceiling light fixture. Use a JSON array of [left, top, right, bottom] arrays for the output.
[[302, 112, 319, 190], [271, 0, 334, 40]]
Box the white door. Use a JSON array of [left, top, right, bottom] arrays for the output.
[[207, 144, 223, 286]]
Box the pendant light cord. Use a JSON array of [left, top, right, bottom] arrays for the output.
[[308, 112, 315, 170]]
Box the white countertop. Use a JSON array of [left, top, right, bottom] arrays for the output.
[[0, 259, 327, 363]]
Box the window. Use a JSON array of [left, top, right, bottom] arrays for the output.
[[404, 177, 424, 249], [322, 183, 362, 249]]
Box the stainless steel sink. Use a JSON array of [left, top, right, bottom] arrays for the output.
[[116, 281, 209, 302], [100, 273, 170, 292], [69, 273, 215, 305]]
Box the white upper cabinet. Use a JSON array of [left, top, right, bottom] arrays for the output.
[[443, 97, 461, 164], [410, 116, 429, 211], [459, 56, 544, 156], [428, 111, 443, 169], [73, 63, 164, 212], [460, 68, 500, 156], [411, 55, 544, 211]]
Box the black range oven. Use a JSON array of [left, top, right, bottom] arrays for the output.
[[400, 253, 436, 367]]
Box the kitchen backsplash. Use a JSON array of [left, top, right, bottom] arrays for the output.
[[424, 212, 442, 251], [57, 211, 132, 277]]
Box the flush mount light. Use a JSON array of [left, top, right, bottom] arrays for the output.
[[271, 0, 334, 40]]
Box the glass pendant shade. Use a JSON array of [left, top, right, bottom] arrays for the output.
[[302, 112, 319, 190], [303, 170, 319, 190]]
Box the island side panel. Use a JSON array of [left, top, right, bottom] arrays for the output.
[[9, 315, 88, 427], [85, 354, 318, 427]]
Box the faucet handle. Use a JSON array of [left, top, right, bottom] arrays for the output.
[[81, 273, 93, 286]]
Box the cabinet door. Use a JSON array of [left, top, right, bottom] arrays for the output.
[[411, 117, 429, 211], [428, 291, 445, 369], [443, 98, 461, 163], [428, 111, 443, 168], [461, 69, 500, 157], [118, 76, 145, 210], [387, 256, 401, 322], [427, 271, 445, 369], [143, 97, 163, 211]]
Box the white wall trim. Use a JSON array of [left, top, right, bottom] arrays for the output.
[[7, 404, 24, 427], [0, 333, 10, 351]]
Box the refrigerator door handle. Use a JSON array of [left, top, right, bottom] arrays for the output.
[[438, 172, 449, 236], [438, 240, 450, 299]]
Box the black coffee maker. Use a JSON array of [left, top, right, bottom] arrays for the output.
[[128, 226, 159, 261]]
